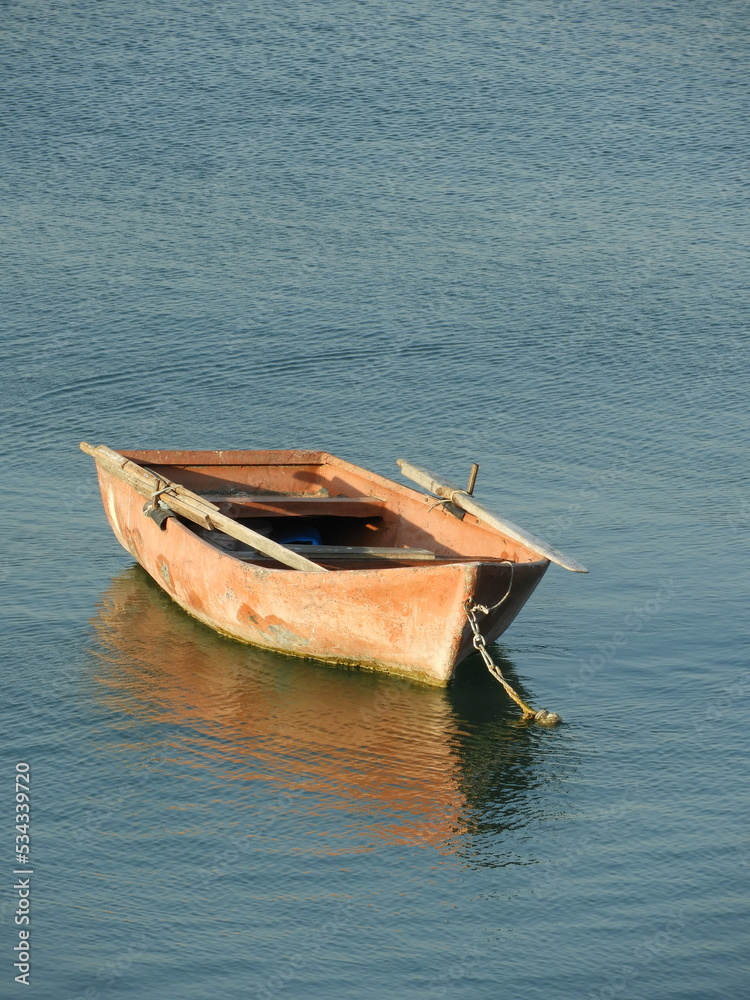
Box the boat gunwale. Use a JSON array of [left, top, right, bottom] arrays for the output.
[[174, 512, 550, 577]]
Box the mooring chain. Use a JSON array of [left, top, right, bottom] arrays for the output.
[[465, 562, 561, 727], [474, 559, 515, 614]]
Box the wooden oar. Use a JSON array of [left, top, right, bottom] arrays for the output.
[[396, 458, 588, 573], [80, 443, 328, 573]]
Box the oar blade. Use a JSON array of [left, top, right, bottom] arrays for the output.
[[396, 458, 588, 573]]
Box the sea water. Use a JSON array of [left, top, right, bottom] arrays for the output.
[[2, 2, 749, 997]]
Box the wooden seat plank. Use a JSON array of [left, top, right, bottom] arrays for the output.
[[235, 544, 435, 562], [197, 495, 388, 518]]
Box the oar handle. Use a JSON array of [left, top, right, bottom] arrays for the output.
[[396, 458, 588, 574], [81, 442, 328, 573]]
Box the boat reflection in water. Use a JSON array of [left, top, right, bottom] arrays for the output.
[[91, 566, 558, 858]]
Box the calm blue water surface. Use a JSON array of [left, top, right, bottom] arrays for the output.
[[3, 2, 749, 998]]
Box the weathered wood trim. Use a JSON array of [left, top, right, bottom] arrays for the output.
[[80, 443, 328, 573]]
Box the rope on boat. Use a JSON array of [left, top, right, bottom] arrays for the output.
[[428, 487, 474, 515], [465, 562, 561, 727]]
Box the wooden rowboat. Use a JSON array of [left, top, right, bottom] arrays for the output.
[[81, 443, 586, 690]]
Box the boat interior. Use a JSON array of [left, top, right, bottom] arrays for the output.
[[126, 450, 539, 571]]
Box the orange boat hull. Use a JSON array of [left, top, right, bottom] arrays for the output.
[[92, 449, 549, 684]]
